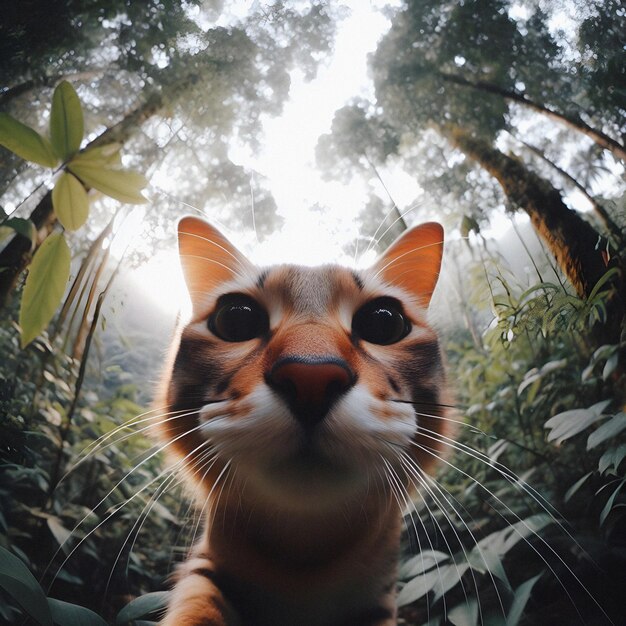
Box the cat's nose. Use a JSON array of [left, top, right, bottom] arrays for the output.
[[267, 357, 355, 427]]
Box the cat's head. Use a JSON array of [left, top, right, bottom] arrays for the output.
[[158, 217, 452, 510]]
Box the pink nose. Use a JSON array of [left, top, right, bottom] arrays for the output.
[[267, 357, 355, 427]]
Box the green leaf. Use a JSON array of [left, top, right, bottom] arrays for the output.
[[432, 563, 470, 602], [599, 480, 626, 525], [396, 568, 441, 606], [52, 172, 89, 231], [48, 598, 108, 626], [448, 598, 478, 626], [599, 444, 626, 475], [564, 472, 592, 502], [467, 545, 510, 588], [116, 591, 170, 624], [0, 546, 53, 625], [50, 81, 84, 161], [602, 352, 619, 381], [587, 412, 626, 450], [0, 113, 59, 167], [68, 161, 147, 204], [545, 400, 611, 444], [506, 573, 543, 626], [3, 217, 37, 248], [19, 232, 71, 347], [399, 550, 450, 579], [71, 143, 122, 167]]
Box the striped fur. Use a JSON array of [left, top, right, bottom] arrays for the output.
[[156, 218, 451, 626]]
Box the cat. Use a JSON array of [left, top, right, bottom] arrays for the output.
[[155, 216, 451, 626]]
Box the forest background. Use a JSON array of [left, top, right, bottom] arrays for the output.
[[0, 1, 624, 625]]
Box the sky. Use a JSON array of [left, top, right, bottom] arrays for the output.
[[136, 1, 408, 313]]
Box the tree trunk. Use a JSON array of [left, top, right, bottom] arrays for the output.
[[0, 92, 162, 306], [444, 125, 624, 342], [510, 135, 624, 245], [437, 71, 626, 163]]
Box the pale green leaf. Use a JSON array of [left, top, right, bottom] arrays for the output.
[[116, 591, 170, 624], [506, 573, 543, 626], [545, 400, 611, 444], [69, 161, 147, 204], [70, 143, 122, 167], [467, 545, 510, 588], [587, 412, 626, 450], [19, 233, 71, 347], [432, 563, 470, 602], [0, 113, 59, 167], [599, 444, 626, 475], [400, 550, 450, 579], [52, 172, 89, 231], [48, 598, 107, 626], [0, 546, 53, 626], [602, 353, 619, 381], [50, 81, 84, 161], [448, 599, 478, 626], [396, 568, 441, 606]]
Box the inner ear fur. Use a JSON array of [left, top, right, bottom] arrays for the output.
[[373, 222, 444, 307], [178, 216, 251, 304]]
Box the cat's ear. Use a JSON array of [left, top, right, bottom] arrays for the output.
[[372, 222, 443, 307], [178, 217, 251, 302]]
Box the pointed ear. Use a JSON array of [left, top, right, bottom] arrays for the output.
[[178, 217, 251, 305], [372, 222, 444, 307]]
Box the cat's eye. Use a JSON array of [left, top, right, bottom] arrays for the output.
[[352, 297, 410, 345], [209, 293, 269, 342]]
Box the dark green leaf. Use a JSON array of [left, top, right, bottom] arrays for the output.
[[48, 598, 107, 626], [116, 591, 170, 624], [4, 217, 37, 248], [0, 546, 53, 625]]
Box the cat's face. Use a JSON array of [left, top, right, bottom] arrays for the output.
[[160, 217, 450, 511]]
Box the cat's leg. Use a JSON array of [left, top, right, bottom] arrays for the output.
[[159, 557, 240, 626]]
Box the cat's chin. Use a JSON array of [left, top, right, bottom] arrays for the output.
[[241, 449, 368, 511]]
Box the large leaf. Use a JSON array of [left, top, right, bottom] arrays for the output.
[[448, 598, 478, 626], [399, 550, 450, 579], [587, 412, 626, 450], [19, 233, 71, 347], [68, 161, 147, 204], [71, 143, 122, 167], [599, 444, 626, 475], [52, 172, 89, 231], [48, 598, 107, 626], [0, 546, 53, 625], [544, 399, 612, 444], [396, 568, 442, 606], [506, 573, 543, 626], [50, 81, 84, 161], [116, 591, 170, 624], [0, 113, 59, 167]]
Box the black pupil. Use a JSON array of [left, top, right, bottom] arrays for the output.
[[210, 294, 268, 342], [352, 297, 409, 345]]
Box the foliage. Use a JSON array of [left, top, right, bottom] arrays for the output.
[[0, 81, 146, 347]]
